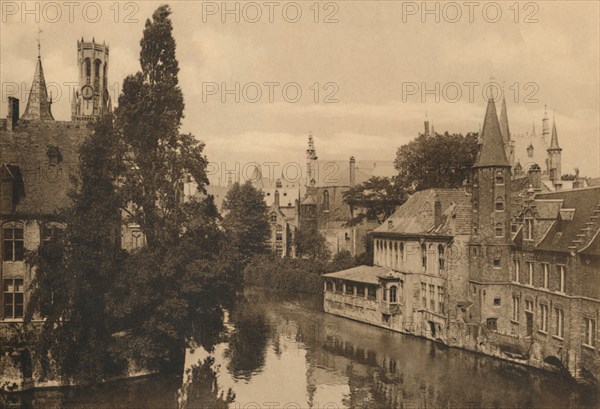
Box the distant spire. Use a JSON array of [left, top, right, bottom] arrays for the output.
[[473, 98, 510, 168], [306, 131, 318, 160], [21, 45, 54, 121], [548, 118, 561, 151], [498, 95, 511, 145], [542, 104, 550, 140]]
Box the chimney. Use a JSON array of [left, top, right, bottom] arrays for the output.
[[349, 156, 356, 186], [7, 97, 19, 131], [434, 196, 443, 227], [528, 164, 542, 191]]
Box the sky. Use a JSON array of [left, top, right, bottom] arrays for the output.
[[1, 1, 599, 182]]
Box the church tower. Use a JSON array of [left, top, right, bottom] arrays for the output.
[[547, 117, 562, 184], [72, 38, 111, 121], [306, 131, 318, 187], [470, 98, 512, 280]]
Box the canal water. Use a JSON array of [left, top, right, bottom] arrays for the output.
[[3, 290, 598, 408]]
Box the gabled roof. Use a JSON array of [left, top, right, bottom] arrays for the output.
[[373, 188, 472, 236], [21, 56, 55, 121], [474, 98, 510, 168], [535, 187, 600, 253]]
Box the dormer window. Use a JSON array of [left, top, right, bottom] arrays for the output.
[[46, 145, 62, 166]]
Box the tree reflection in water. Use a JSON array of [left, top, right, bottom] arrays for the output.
[[224, 301, 270, 380], [178, 356, 235, 409]]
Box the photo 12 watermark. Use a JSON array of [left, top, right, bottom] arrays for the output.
[[200, 1, 339, 24], [1, 1, 140, 24]]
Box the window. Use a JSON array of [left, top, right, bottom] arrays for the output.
[[322, 190, 330, 211], [525, 299, 534, 312], [493, 258, 501, 268], [84, 58, 91, 78], [527, 262, 534, 286], [389, 286, 397, 303], [514, 260, 520, 282], [495, 196, 505, 211], [429, 284, 435, 312], [495, 170, 505, 185], [421, 283, 427, 308], [335, 280, 343, 294], [486, 318, 497, 331], [400, 243, 404, 263], [326, 281, 333, 292], [438, 286, 445, 314], [584, 317, 596, 347], [555, 308, 564, 338], [42, 223, 64, 242], [438, 245, 445, 272], [493, 297, 501, 306], [421, 243, 427, 272], [558, 265, 566, 293], [394, 242, 398, 268], [525, 218, 534, 240], [495, 223, 503, 237], [3, 278, 23, 319], [357, 285, 365, 297], [270, 212, 277, 223], [542, 264, 549, 289], [367, 285, 377, 301], [3, 223, 24, 262], [512, 296, 520, 321], [345, 282, 354, 295], [540, 304, 548, 333]]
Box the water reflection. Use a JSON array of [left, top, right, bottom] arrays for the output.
[[7, 290, 598, 408]]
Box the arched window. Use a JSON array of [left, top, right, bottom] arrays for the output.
[[495, 170, 504, 185], [495, 223, 503, 237], [322, 190, 330, 211], [400, 242, 404, 263], [421, 243, 427, 271], [495, 196, 505, 211], [394, 242, 398, 268], [84, 58, 91, 78], [438, 244, 445, 272], [94, 59, 101, 78], [2, 221, 24, 262], [389, 286, 398, 303]]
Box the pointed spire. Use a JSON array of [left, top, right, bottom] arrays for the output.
[[473, 98, 510, 168], [498, 95, 511, 145], [306, 131, 318, 160], [21, 51, 55, 121], [548, 117, 561, 151]]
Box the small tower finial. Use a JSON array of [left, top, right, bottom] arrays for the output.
[[36, 27, 43, 58]]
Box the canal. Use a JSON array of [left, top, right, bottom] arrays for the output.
[[3, 290, 598, 408]]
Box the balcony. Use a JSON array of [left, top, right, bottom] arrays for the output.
[[380, 302, 402, 315]]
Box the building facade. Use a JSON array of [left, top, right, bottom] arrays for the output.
[[323, 98, 600, 383]]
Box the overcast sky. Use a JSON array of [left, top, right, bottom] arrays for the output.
[[1, 1, 599, 180]]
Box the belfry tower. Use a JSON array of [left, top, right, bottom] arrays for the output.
[[71, 38, 111, 121]]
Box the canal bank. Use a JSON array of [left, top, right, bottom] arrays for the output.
[[2, 290, 598, 408]]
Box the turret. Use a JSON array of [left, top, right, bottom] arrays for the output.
[[547, 117, 562, 183], [21, 47, 54, 121]]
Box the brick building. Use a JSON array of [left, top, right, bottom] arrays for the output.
[[1, 40, 113, 322], [323, 98, 600, 382]]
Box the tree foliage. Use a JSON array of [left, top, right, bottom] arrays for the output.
[[342, 176, 405, 226], [26, 5, 233, 379], [394, 132, 479, 193], [222, 181, 270, 271]]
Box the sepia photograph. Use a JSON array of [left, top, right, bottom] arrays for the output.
[[0, 1, 599, 408]]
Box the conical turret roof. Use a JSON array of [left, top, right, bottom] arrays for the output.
[[548, 120, 561, 151], [21, 56, 54, 121], [498, 96, 511, 145], [473, 98, 510, 168]]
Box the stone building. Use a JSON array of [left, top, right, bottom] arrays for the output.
[[323, 98, 600, 383], [0, 40, 113, 322]]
